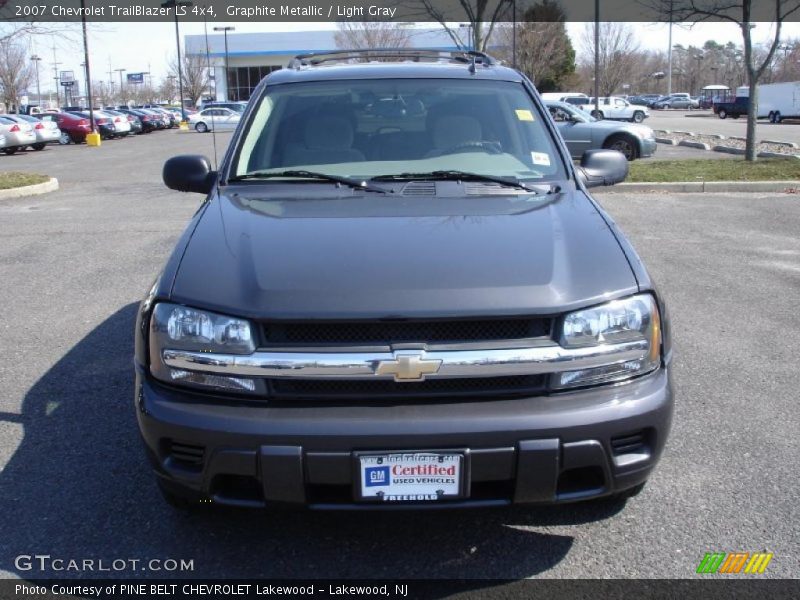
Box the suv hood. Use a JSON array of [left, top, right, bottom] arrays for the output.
[[169, 186, 638, 319]]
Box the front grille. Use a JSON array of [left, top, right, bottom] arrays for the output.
[[262, 318, 552, 346], [269, 374, 545, 401]]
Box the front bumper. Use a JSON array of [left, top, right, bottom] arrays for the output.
[[135, 365, 673, 510], [641, 138, 657, 157]]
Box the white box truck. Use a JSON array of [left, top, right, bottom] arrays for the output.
[[736, 82, 800, 123]]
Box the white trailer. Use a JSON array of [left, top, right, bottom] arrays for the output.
[[736, 82, 800, 123]]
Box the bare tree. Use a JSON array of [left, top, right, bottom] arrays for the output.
[[494, 0, 575, 91], [580, 22, 641, 98], [159, 77, 177, 105], [169, 53, 210, 108], [411, 0, 512, 53], [649, 0, 800, 161], [0, 40, 33, 112], [334, 20, 412, 51]]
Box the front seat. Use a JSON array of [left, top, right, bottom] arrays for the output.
[[425, 115, 483, 157], [283, 116, 366, 167]]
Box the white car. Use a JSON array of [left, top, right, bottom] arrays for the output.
[[88, 110, 132, 136], [4, 114, 61, 150], [576, 97, 650, 123], [189, 108, 241, 133], [0, 115, 37, 154]]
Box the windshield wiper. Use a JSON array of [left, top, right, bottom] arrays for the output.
[[227, 170, 387, 194], [370, 170, 539, 192]]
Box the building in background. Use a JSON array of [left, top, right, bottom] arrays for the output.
[[184, 29, 462, 102]]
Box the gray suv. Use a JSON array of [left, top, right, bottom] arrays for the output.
[[136, 50, 673, 510]]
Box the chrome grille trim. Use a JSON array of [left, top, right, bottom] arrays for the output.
[[162, 340, 648, 381]]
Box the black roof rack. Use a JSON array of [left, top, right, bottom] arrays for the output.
[[287, 48, 497, 70]]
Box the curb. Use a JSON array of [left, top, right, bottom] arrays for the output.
[[679, 140, 710, 150], [713, 145, 745, 155], [0, 177, 59, 200], [761, 140, 798, 148], [595, 180, 800, 193], [655, 137, 677, 145]]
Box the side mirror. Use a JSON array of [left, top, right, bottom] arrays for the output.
[[163, 155, 216, 194], [577, 149, 629, 188]]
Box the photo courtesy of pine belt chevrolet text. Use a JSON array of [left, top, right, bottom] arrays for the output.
[[134, 49, 674, 510]]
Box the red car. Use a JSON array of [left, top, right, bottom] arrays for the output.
[[39, 112, 92, 144]]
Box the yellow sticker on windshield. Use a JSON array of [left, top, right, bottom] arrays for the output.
[[515, 109, 534, 121]]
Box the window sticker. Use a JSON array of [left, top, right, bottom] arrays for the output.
[[515, 109, 534, 121], [531, 152, 551, 166]]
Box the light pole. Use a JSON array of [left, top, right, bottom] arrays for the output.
[[80, 0, 98, 145], [162, 0, 193, 124], [31, 55, 42, 109], [114, 68, 126, 103], [694, 54, 704, 95], [213, 26, 234, 102]]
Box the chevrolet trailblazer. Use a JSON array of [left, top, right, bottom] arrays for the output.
[[134, 50, 673, 510]]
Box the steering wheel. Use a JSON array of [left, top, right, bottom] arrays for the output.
[[438, 141, 503, 156]]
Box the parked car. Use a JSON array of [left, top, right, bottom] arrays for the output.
[[140, 49, 672, 511], [139, 106, 177, 128], [629, 94, 661, 106], [136, 108, 169, 129], [66, 111, 116, 139], [200, 101, 248, 113], [546, 101, 656, 160], [576, 96, 650, 123], [188, 107, 242, 132], [116, 108, 158, 133], [89, 110, 132, 137], [104, 109, 142, 134], [713, 96, 749, 119], [0, 115, 38, 154], [0, 134, 7, 150], [652, 93, 699, 109], [39, 112, 91, 144], [4, 114, 61, 150]]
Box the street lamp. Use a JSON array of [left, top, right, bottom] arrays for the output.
[[458, 23, 473, 52], [114, 68, 126, 103], [31, 55, 42, 109], [213, 26, 234, 102], [162, 0, 193, 124]]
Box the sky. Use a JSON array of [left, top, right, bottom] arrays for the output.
[[20, 20, 800, 95]]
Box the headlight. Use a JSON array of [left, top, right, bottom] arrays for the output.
[[553, 294, 661, 389], [149, 303, 262, 394]]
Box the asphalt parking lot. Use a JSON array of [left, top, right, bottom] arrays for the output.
[[0, 132, 799, 581], [647, 109, 800, 144]]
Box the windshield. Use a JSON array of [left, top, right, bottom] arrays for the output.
[[232, 79, 566, 183]]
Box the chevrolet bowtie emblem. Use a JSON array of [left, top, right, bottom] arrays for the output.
[[375, 353, 443, 382]]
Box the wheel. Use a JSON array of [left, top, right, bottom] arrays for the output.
[[732, 113, 740, 119], [718, 109, 727, 119], [604, 134, 638, 161], [32, 143, 46, 151], [632, 111, 645, 123], [773, 111, 782, 124], [59, 132, 71, 145], [3, 147, 18, 155], [195, 122, 208, 133], [591, 110, 604, 120]]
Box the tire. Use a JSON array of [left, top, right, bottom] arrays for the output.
[[32, 143, 46, 151], [59, 132, 71, 145], [591, 110, 604, 120], [732, 114, 740, 119], [773, 111, 782, 124], [3, 147, 18, 155], [718, 109, 727, 119], [195, 122, 208, 133], [632, 111, 645, 123], [604, 134, 638, 161]]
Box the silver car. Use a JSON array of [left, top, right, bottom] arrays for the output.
[[3, 114, 61, 150], [0, 115, 37, 154], [545, 101, 657, 161]]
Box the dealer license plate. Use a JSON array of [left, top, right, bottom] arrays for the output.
[[358, 452, 464, 502]]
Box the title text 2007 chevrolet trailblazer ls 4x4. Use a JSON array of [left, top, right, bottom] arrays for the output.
[[134, 50, 673, 510]]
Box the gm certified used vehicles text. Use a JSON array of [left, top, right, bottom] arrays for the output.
[[135, 50, 674, 510]]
